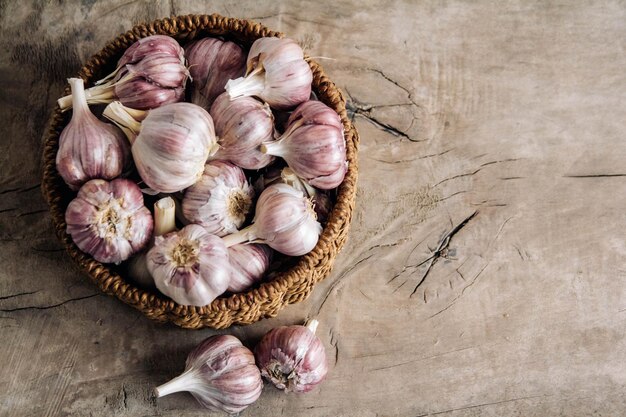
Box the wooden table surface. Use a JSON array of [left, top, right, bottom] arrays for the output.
[[2, 1, 626, 416]]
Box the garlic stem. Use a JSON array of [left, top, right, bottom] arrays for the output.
[[154, 368, 200, 398], [222, 225, 258, 247], [305, 319, 319, 334], [102, 101, 142, 143], [58, 82, 116, 111], [225, 68, 265, 100], [154, 197, 176, 236], [260, 140, 285, 157], [64, 78, 89, 114]]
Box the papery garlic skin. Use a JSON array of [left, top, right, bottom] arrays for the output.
[[185, 38, 246, 109], [182, 161, 254, 237], [58, 35, 189, 111], [56, 78, 130, 190], [128, 197, 177, 288], [255, 320, 328, 393], [65, 178, 153, 264], [262, 100, 347, 190], [225, 37, 312, 110], [103, 101, 218, 193], [155, 335, 262, 413], [222, 183, 322, 256], [227, 244, 272, 293], [147, 224, 230, 306], [210, 93, 275, 169]]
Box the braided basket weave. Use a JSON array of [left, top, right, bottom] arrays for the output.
[[40, 14, 359, 329]]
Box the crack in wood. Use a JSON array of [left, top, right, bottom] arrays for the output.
[[409, 211, 478, 298], [0, 290, 39, 301], [314, 254, 374, 315], [434, 159, 520, 187], [563, 174, 626, 178], [0, 293, 99, 312], [344, 87, 421, 142], [415, 394, 548, 416]]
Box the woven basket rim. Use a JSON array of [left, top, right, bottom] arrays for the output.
[[40, 13, 359, 329]]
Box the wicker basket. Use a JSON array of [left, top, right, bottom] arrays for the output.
[[40, 14, 359, 329]]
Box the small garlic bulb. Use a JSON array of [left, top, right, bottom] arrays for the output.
[[209, 93, 275, 169], [147, 224, 230, 306], [103, 101, 218, 193], [65, 178, 153, 264], [58, 36, 188, 110], [182, 161, 254, 237], [222, 183, 321, 256], [255, 319, 328, 393], [225, 37, 312, 110], [227, 244, 272, 293], [155, 335, 262, 413], [261, 100, 347, 190], [185, 38, 246, 109], [56, 78, 130, 190]]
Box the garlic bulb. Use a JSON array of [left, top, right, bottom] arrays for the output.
[[225, 37, 312, 110], [147, 224, 230, 306], [261, 100, 347, 190], [58, 36, 188, 110], [65, 178, 153, 264], [222, 183, 321, 256], [56, 78, 130, 190], [128, 197, 177, 288], [227, 244, 272, 293], [280, 167, 332, 223], [103, 101, 218, 193], [155, 335, 262, 413], [255, 319, 328, 393], [209, 93, 275, 169], [182, 160, 254, 237], [185, 38, 246, 109]]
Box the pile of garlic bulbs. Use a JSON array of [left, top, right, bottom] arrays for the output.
[[57, 34, 346, 308]]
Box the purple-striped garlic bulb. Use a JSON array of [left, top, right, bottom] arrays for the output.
[[103, 101, 218, 193], [255, 319, 328, 393], [261, 100, 347, 190], [227, 244, 272, 293], [65, 178, 153, 264], [58, 36, 188, 111], [222, 183, 321, 256], [56, 78, 130, 190], [147, 224, 230, 306], [185, 38, 246, 109], [182, 160, 254, 237], [225, 37, 312, 110], [155, 335, 263, 413], [209, 93, 275, 169]]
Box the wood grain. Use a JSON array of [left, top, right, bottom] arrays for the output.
[[1, 0, 625, 415]]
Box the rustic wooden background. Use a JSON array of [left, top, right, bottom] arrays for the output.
[[1, 0, 626, 416]]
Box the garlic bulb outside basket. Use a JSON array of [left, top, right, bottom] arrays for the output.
[[182, 160, 254, 237], [255, 319, 328, 393], [222, 183, 321, 256], [56, 78, 130, 190], [155, 335, 263, 413], [147, 224, 230, 306], [65, 178, 153, 264], [103, 101, 218, 193]]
